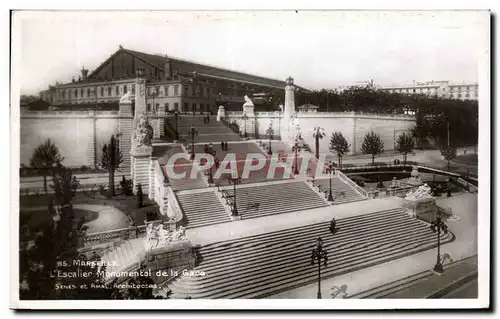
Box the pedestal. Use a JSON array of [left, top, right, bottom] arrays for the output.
[[144, 240, 195, 285], [131, 145, 153, 194]]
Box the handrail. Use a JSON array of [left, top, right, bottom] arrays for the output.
[[335, 170, 368, 198]]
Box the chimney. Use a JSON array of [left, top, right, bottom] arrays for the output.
[[164, 54, 171, 79]]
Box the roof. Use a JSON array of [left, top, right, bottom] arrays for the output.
[[123, 49, 309, 91]]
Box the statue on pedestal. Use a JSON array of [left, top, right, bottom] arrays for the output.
[[243, 95, 254, 107], [404, 184, 433, 201], [120, 91, 133, 103], [406, 165, 423, 186], [146, 222, 187, 250], [132, 112, 154, 147]]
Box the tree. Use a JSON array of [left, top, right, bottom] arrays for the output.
[[440, 146, 457, 171], [101, 135, 123, 198], [395, 132, 415, 164], [329, 132, 350, 168], [361, 131, 384, 165], [312, 126, 325, 159], [29, 139, 64, 194], [137, 184, 143, 208], [19, 164, 109, 299]]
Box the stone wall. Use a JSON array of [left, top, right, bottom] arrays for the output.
[[20, 111, 120, 168], [226, 111, 415, 154]]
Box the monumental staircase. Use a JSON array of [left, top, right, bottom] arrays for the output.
[[162, 208, 455, 299], [310, 177, 366, 205], [99, 238, 149, 283], [166, 115, 242, 143], [176, 190, 232, 229]]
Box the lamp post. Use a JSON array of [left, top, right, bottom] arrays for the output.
[[228, 177, 241, 217], [266, 122, 274, 155], [292, 140, 300, 175], [326, 161, 335, 202], [430, 213, 448, 274], [174, 110, 180, 141], [188, 125, 198, 160], [242, 111, 248, 138], [311, 237, 328, 299]]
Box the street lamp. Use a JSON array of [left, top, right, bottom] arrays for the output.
[[311, 237, 328, 299], [292, 140, 300, 175], [174, 110, 180, 141], [325, 161, 335, 202], [242, 111, 248, 138], [228, 177, 241, 217], [266, 122, 274, 155], [188, 125, 198, 160], [430, 213, 448, 274]]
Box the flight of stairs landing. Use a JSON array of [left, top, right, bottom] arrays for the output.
[[167, 116, 242, 143], [176, 190, 232, 229], [164, 208, 455, 299], [312, 177, 366, 205], [231, 181, 328, 220]]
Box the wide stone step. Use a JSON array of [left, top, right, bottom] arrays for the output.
[[166, 208, 454, 298]]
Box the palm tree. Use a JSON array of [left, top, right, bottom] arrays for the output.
[[29, 139, 64, 194], [312, 126, 325, 160]]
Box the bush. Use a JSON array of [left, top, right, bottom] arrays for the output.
[[80, 165, 89, 171], [120, 176, 133, 196]]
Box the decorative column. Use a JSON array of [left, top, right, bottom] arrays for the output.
[[281, 76, 296, 143], [157, 103, 165, 138], [131, 112, 154, 194], [118, 95, 134, 171], [242, 95, 256, 137]]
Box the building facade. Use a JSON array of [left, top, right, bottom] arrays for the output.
[[39, 46, 308, 112], [378, 80, 478, 101]]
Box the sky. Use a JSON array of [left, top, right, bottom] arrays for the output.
[[13, 10, 489, 95]]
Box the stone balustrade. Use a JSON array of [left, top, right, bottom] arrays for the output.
[[83, 219, 161, 247], [335, 169, 368, 198]]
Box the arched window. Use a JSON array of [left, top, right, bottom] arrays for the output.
[[81, 88, 84, 97], [164, 85, 169, 96], [62, 90, 66, 99], [87, 88, 91, 97], [124, 85, 128, 94], [101, 87, 104, 96], [108, 87, 112, 96], [116, 86, 119, 96], [75, 89, 78, 98]]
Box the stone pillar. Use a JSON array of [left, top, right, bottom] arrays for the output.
[[283, 76, 295, 130], [157, 103, 165, 138], [119, 100, 133, 171], [148, 157, 157, 200], [134, 70, 147, 125], [131, 145, 153, 194], [217, 105, 225, 121]]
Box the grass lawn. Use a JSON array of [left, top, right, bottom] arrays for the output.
[[452, 154, 478, 166]]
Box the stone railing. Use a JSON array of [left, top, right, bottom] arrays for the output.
[[82, 221, 155, 247], [152, 160, 169, 215], [295, 111, 415, 120], [165, 186, 183, 227], [255, 112, 283, 117], [457, 177, 478, 193], [335, 169, 368, 198]]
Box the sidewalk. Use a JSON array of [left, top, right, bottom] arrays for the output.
[[268, 193, 477, 298]]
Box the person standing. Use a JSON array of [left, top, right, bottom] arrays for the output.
[[207, 115, 210, 123], [221, 141, 225, 151], [224, 141, 229, 151], [204, 144, 209, 154]]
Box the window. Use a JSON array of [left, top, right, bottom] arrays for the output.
[[192, 103, 196, 111], [87, 88, 91, 97], [184, 103, 189, 111], [147, 104, 151, 112], [75, 89, 78, 98], [108, 87, 112, 96], [173, 85, 179, 96], [124, 85, 127, 94], [116, 86, 119, 96], [62, 90, 66, 98], [80, 88, 84, 97], [206, 87, 210, 96], [101, 87, 104, 96], [132, 85, 135, 94], [156, 103, 160, 112], [413, 89, 416, 93], [174, 102, 179, 111], [164, 85, 169, 96], [165, 103, 169, 111], [155, 86, 160, 96], [184, 85, 189, 96]]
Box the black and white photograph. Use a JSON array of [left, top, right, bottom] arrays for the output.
[[9, 9, 490, 310]]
